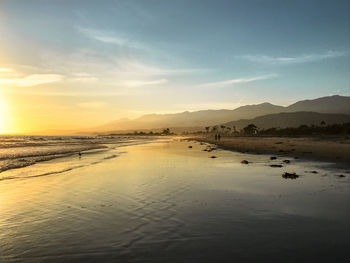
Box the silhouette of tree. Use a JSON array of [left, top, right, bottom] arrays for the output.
[[233, 126, 238, 134], [259, 122, 350, 136], [162, 128, 170, 135], [243, 124, 258, 135]]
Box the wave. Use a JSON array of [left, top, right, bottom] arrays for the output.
[[0, 153, 73, 173], [0, 135, 154, 178], [0, 165, 86, 181], [103, 154, 118, 160], [0, 151, 128, 182]]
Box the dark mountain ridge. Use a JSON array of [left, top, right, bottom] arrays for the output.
[[95, 95, 350, 132], [223, 111, 350, 130]]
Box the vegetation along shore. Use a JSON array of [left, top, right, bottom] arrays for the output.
[[189, 135, 350, 165]]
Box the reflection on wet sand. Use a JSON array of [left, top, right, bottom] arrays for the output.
[[0, 138, 349, 262]]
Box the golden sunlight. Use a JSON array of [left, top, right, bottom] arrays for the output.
[[0, 94, 7, 134]]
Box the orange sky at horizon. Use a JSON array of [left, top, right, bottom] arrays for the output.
[[1, 1, 348, 134], [0, 91, 120, 134]]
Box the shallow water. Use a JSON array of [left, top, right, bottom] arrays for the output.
[[0, 138, 349, 262], [0, 135, 155, 174]]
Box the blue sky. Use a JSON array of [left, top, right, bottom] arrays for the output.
[[0, 0, 349, 131]]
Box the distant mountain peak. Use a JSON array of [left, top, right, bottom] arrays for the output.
[[93, 95, 350, 132], [287, 95, 350, 114]]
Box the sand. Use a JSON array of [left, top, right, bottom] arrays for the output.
[[189, 135, 350, 164], [1, 138, 350, 262]]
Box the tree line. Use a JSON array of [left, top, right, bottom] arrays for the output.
[[201, 122, 350, 136]]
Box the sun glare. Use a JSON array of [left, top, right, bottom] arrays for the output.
[[0, 94, 7, 134]]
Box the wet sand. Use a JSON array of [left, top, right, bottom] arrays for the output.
[[189, 135, 350, 164], [0, 138, 349, 262], [0, 135, 160, 175]]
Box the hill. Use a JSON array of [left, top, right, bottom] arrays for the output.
[[223, 112, 350, 130], [286, 95, 350, 114], [94, 95, 350, 132], [96, 103, 284, 131]]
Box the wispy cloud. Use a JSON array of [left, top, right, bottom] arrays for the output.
[[198, 74, 277, 88], [122, 78, 168, 87], [0, 68, 63, 87], [76, 27, 145, 49], [0, 68, 14, 73], [1, 89, 139, 97], [69, 72, 98, 83], [113, 59, 202, 77], [77, 101, 107, 109], [37, 49, 201, 85], [240, 51, 346, 65]]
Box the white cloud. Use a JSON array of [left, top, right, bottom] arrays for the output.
[[0, 67, 21, 78], [1, 89, 139, 97], [198, 74, 277, 88], [0, 67, 63, 87], [112, 59, 201, 77], [37, 49, 200, 86], [0, 68, 14, 73], [75, 27, 204, 76], [240, 50, 346, 65], [122, 78, 168, 87], [76, 27, 145, 49], [69, 72, 98, 82]]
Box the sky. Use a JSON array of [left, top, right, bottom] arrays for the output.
[[0, 0, 349, 133]]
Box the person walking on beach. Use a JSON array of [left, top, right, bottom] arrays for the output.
[[218, 134, 221, 142]]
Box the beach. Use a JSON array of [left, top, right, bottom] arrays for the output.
[[189, 135, 350, 165], [0, 135, 157, 176], [1, 0, 349, 261], [0, 136, 349, 262]]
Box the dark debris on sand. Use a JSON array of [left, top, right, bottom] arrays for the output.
[[305, 170, 318, 174], [335, 174, 346, 178], [270, 164, 283, 168], [282, 172, 299, 179], [203, 146, 216, 152]]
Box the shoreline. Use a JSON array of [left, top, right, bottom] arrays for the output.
[[188, 135, 350, 166], [0, 135, 157, 177]]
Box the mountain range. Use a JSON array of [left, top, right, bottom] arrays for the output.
[[223, 112, 350, 130], [95, 95, 350, 133]]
